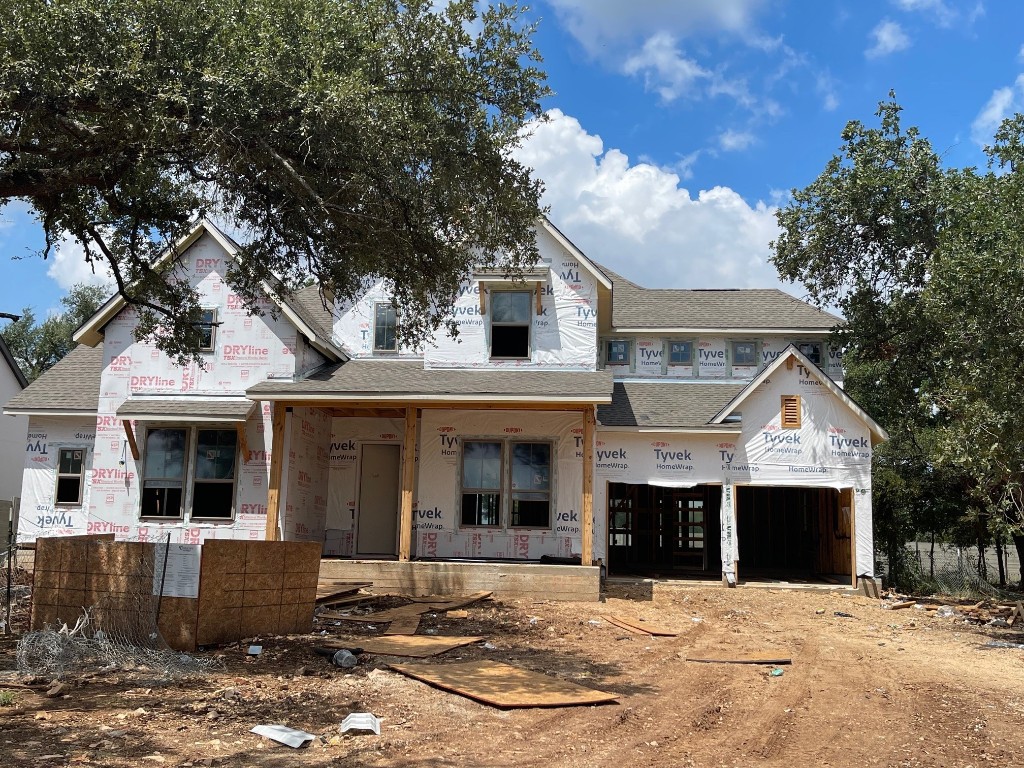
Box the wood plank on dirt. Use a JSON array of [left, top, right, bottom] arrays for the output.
[[389, 660, 619, 708], [316, 582, 373, 604], [324, 592, 492, 624], [606, 615, 677, 636], [383, 614, 422, 635], [686, 655, 793, 665], [322, 635, 483, 658], [889, 601, 917, 610]]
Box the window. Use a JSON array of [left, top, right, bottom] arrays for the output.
[[141, 427, 237, 519], [198, 309, 217, 352], [732, 341, 757, 367], [667, 341, 692, 365], [461, 441, 502, 526], [510, 442, 551, 527], [797, 341, 821, 366], [55, 448, 85, 505], [781, 395, 802, 429], [373, 303, 398, 352], [192, 429, 238, 519], [460, 439, 553, 528], [606, 339, 630, 365], [490, 291, 531, 358]]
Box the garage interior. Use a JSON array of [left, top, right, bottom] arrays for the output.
[[735, 486, 853, 584], [606, 483, 722, 577]]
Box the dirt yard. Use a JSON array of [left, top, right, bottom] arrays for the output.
[[1, 583, 1022, 768]]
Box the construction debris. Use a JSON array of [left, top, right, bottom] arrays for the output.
[[250, 724, 316, 748], [340, 713, 382, 736], [686, 655, 792, 665], [605, 615, 677, 636], [322, 635, 484, 658]]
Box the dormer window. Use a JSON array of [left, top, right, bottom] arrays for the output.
[[490, 291, 531, 359], [373, 303, 398, 352]]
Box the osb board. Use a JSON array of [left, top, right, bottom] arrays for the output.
[[196, 540, 321, 647], [325, 635, 483, 658], [383, 614, 421, 635], [606, 616, 677, 637], [389, 661, 619, 708], [156, 597, 200, 651]]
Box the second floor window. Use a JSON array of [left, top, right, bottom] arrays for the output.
[[198, 309, 217, 352], [55, 448, 85, 505], [732, 341, 757, 367], [490, 291, 531, 358], [606, 339, 630, 365], [797, 341, 822, 366], [668, 341, 692, 365], [374, 303, 398, 352]]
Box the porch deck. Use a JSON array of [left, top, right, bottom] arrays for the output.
[[319, 559, 601, 602]]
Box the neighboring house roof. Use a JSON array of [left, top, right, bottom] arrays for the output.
[[72, 220, 344, 360], [116, 397, 255, 422], [247, 359, 614, 405], [598, 381, 745, 430], [3, 344, 103, 416], [711, 344, 889, 445], [590, 261, 842, 333], [0, 335, 28, 389]]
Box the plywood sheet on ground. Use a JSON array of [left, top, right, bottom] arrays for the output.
[[686, 655, 792, 665], [606, 616, 677, 636], [325, 635, 483, 658], [316, 582, 372, 604], [383, 614, 421, 635], [389, 660, 619, 708]]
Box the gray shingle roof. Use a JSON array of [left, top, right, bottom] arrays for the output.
[[4, 344, 103, 414], [591, 260, 842, 330], [597, 381, 746, 428], [116, 398, 254, 422], [248, 359, 613, 402], [284, 284, 336, 348]]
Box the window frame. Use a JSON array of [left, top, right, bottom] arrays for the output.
[[605, 338, 632, 367], [372, 302, 399, 353], [197, 308, 218, 353], [488, 290, 533, 360], [730, 340, 759, 371], [666, 339, 695, 367], [54, 447, 86, 507], [796, 341, 822, 367], [458, 437, 555, 531], [140, 425, 239, 522], [459, 440, 504, 528]]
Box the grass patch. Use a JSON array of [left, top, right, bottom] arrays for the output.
[[0, 689, 17, 706]]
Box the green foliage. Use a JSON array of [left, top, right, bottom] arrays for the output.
[[770, 94, 1024, 587], [0, 689, 17, 706], [1, 283, 106, 381], [0, 0, 549, 364]]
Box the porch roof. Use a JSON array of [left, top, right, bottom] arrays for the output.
[[246, 359, 614, 406], [116, 397, 254, 422], [598, 381, 746, 429]]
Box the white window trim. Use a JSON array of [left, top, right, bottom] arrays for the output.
[[729, 339, 760, 375], [140, 424, 239, 522], [372, 301, 399, 353], [54, 447, 86, 507], [488, 290, 533, 360], [198, 308, 218, 353]]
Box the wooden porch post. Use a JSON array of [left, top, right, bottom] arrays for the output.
[[398, 406, 418, 561], [264, 402, 287, 541], [581, 405, 595, 566], [844, 487, 858, 589]]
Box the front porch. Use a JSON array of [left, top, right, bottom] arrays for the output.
[[319, 558, 600, 601]]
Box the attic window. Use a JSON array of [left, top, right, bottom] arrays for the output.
[[781, 395, 801, 429]]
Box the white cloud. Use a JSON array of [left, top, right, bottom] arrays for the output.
[[718, 129, 756, 151], [45, 235, 117, 292], [516, 109, 785, 290], [892, 0, 957, 27], [546, 0, 770, 53], [815, 72, 840, 112], [971, 74, 1024, 147], [865, 20, 911, 58], [623, 33, 710, 102]]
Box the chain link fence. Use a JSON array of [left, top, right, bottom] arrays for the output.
[[877, 540, 1023, 599]]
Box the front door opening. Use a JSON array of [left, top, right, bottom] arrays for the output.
[[356, 444, 401, 557], [735, 486, 852, 583], [607, 483, 721, 577]]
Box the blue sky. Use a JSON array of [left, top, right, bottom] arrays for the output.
[[2, 0, 1023, 319]]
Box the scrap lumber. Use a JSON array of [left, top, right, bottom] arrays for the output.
[[322, 635, 483, 658], [888, 601, 917, 610], [326, 592, 492, 625], [605, 615, 677, 637], [1009, 601, 1024, 627], [316, 581, 372, 605], [389, 660, 619, 708], [383, 614, 422, 636], [686, 655, 792, 665]]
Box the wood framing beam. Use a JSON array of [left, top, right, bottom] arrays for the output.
[[236, 422, 249, 468], [330, 407, 407, 419], [581, 405, 595, 566], [479, 286, 487, 316], [264, 402, 287, 541], [398, 406, 419, 561], [122, 419, 140, 461], [535, 281, 543, 314], [844, 487, 857, 588], [264, 400, 596, 411]]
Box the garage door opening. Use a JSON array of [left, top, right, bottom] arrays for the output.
[[735, 486, 852, 584], [607, 483, 721, 577]]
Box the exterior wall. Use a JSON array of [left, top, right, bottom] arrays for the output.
[[0, 360, 28, 505], [281, 406, 331, 544], [593, 362, 874, 577], [601, 334, 844, 381], [413, 409, 585, 560], [17, 233, 307, 544]]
